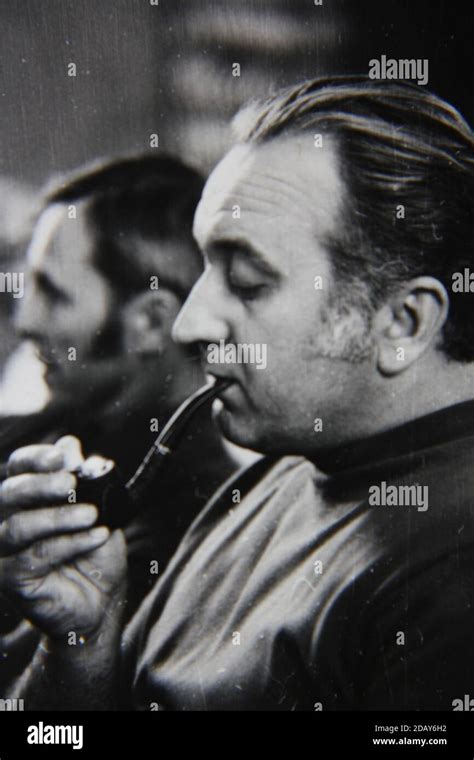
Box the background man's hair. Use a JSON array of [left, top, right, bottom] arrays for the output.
[[45, 153, 205, 303], [234, 76, 474, 362]]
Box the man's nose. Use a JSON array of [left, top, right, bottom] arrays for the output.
[[14, 300, 32, 337], [13, 287, 44, 342], [172, 270, 228, 347]]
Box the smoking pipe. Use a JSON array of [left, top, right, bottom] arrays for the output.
[[74, 377, 232, 529]]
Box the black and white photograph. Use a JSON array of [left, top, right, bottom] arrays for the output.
[[0, 0, 473, 752]]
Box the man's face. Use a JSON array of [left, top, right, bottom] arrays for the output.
[[173, 136, 375, 454], [15, 202, 116, 394]]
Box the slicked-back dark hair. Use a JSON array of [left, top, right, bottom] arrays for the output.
[[235, 77, 474, 362], [45, 153, 205, 303]]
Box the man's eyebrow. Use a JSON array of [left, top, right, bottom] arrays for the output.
[[34, 271, 71, 303], [209, 239, 280, 278]]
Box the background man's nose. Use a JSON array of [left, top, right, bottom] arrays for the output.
[[14, 316, 43, 345], [13, 301, 32, 337], [13, 290, 45, 342]]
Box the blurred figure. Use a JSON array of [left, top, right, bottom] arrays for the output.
[[0, 176, 38, 385], [0, 154, 239, 681]]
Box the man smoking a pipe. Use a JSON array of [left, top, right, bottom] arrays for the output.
[[1, 77, 474, 710]]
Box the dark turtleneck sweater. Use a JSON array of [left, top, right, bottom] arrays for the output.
[[121, 400, 474, 710]]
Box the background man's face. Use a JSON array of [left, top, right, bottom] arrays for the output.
[[173, 136, 375, 454], [15, 202, 116, 394], [16, 200, 204, 406]]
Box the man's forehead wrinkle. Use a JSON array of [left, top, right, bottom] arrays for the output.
[[232, 146, 339, 226], [198, 143, 257, 207], [201, 177, 321, 231], [195, 136, 342, 256], [194, 145, 272, 240], [211, 195, 290, 224], [227, 183, 315, 227]]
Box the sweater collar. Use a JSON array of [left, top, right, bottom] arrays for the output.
[[313, 399, 474, 475]]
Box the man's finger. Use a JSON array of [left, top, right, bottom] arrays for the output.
[[0, 504, 98, 554], [0, 471, 77, 512], [7, 445, 65, 477], [54, 436, 85, 472], [2, 527, 111, 585]]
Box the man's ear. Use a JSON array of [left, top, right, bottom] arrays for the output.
[[122, 289, 182, 357], [374, 276, 450, 376]]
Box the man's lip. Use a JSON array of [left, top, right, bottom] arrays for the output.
[[206, 373, 241, 403], [38, 352, 60, 368], [29, 342, 57, 366], [206, 372, 239, 386]]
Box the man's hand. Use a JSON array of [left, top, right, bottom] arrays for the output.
[[0, 437, 127, 643]]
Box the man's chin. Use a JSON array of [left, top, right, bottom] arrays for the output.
[[214, 405, 266, 452], [215, 405, 308, 457]]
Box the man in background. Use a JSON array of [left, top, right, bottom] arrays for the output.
[[0, 154, 239, 684]]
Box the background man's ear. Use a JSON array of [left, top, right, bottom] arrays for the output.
[[374, 276, 450, 376], [122, 289, 182, 356]]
